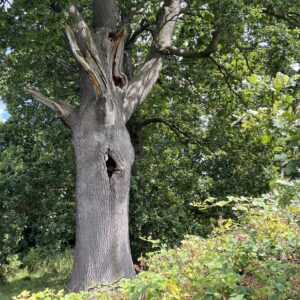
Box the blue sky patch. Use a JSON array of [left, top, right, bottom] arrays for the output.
[[0, 101, 10, 122]]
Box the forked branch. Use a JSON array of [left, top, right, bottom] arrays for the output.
[[123, 0, 181, 122], [126, 19, 151, 49], [162, 23, 225, 58], [137, 117, 202, 145], [123, 1, 225, 123]]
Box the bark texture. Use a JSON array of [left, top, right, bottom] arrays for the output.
[[69, 103, 135, 291], [27, 0, 183, 291], [65, 2, 136, 290], [67, 2, 136, 288]]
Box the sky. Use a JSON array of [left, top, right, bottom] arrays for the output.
[[0, 101, 10, 122], [0, 0, 12, 122]]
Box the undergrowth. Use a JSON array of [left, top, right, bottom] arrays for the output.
[[0, 249, 72, 300], [9, 202, 300, 300]]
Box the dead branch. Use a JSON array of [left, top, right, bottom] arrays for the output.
[[66, 5, 108, 96], [25, 88, 75, 124]]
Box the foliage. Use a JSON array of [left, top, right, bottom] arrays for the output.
[[123, 204, 300, 299], [239, 72, 300, 206], [22, 247, 73, 275], [126, 0, 299, 256], [12, 201, 300, 299], [1, 254, 22, 281], [0, 120, 75, 280]]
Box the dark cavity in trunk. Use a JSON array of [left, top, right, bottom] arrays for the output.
[[106, 153, 117, 178]]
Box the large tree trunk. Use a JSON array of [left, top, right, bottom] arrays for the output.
[[63, 2, 139, 288], [69, 103, 135, 291], [27, 0, 181, 292]]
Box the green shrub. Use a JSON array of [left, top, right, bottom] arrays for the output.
[[1, 254, 22, 281], [123, 205, 300, 299], [14, 204, 300, 299]]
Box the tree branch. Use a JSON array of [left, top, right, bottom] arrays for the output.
[[262, 8, 300, 28], [66, 5, 108, 97], [137, 117, 201, 145], [160, 22, 225, 58], [125, 19, 152, 50], [123, 18, 226, 122], [138, 117, 183, 140], [123, 0, 181, 122], [235, 42, 255, 74], [25, 88, 75, 125], [209, 57, 241, 81], [207, 57, 245, 104], [209, 58, 245, 104]]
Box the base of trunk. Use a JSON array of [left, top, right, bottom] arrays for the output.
[[69, 198, 136, 291]]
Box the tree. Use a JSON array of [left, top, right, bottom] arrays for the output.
[[0, 0, 299, 292], [20, 0, 232, 291], [23, 0, 189, 291]]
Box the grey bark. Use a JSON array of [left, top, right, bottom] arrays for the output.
[[92, 0, 119, 31], [67, 1, 136, 289], [69, 95, 135, 291], [27, 0, 184, 291]]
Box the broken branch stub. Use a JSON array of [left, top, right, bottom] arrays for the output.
[[66, 5, 108, 97], [25, 88, 75, 124]]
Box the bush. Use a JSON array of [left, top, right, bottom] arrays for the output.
[[14, 203, 300, 299], [1, 254, 22, 281], [123, 205, 300, 299]]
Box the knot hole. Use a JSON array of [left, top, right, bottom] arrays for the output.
[[106, 153, 117, 178]]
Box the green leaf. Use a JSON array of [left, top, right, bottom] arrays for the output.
[[248, 74, 260, 84], [285, 161, 299, 176], [261, 135, 272, 144]]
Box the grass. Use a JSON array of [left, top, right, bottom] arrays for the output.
[[0, 270, 69, 300], [0, 248, 73, 300]]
